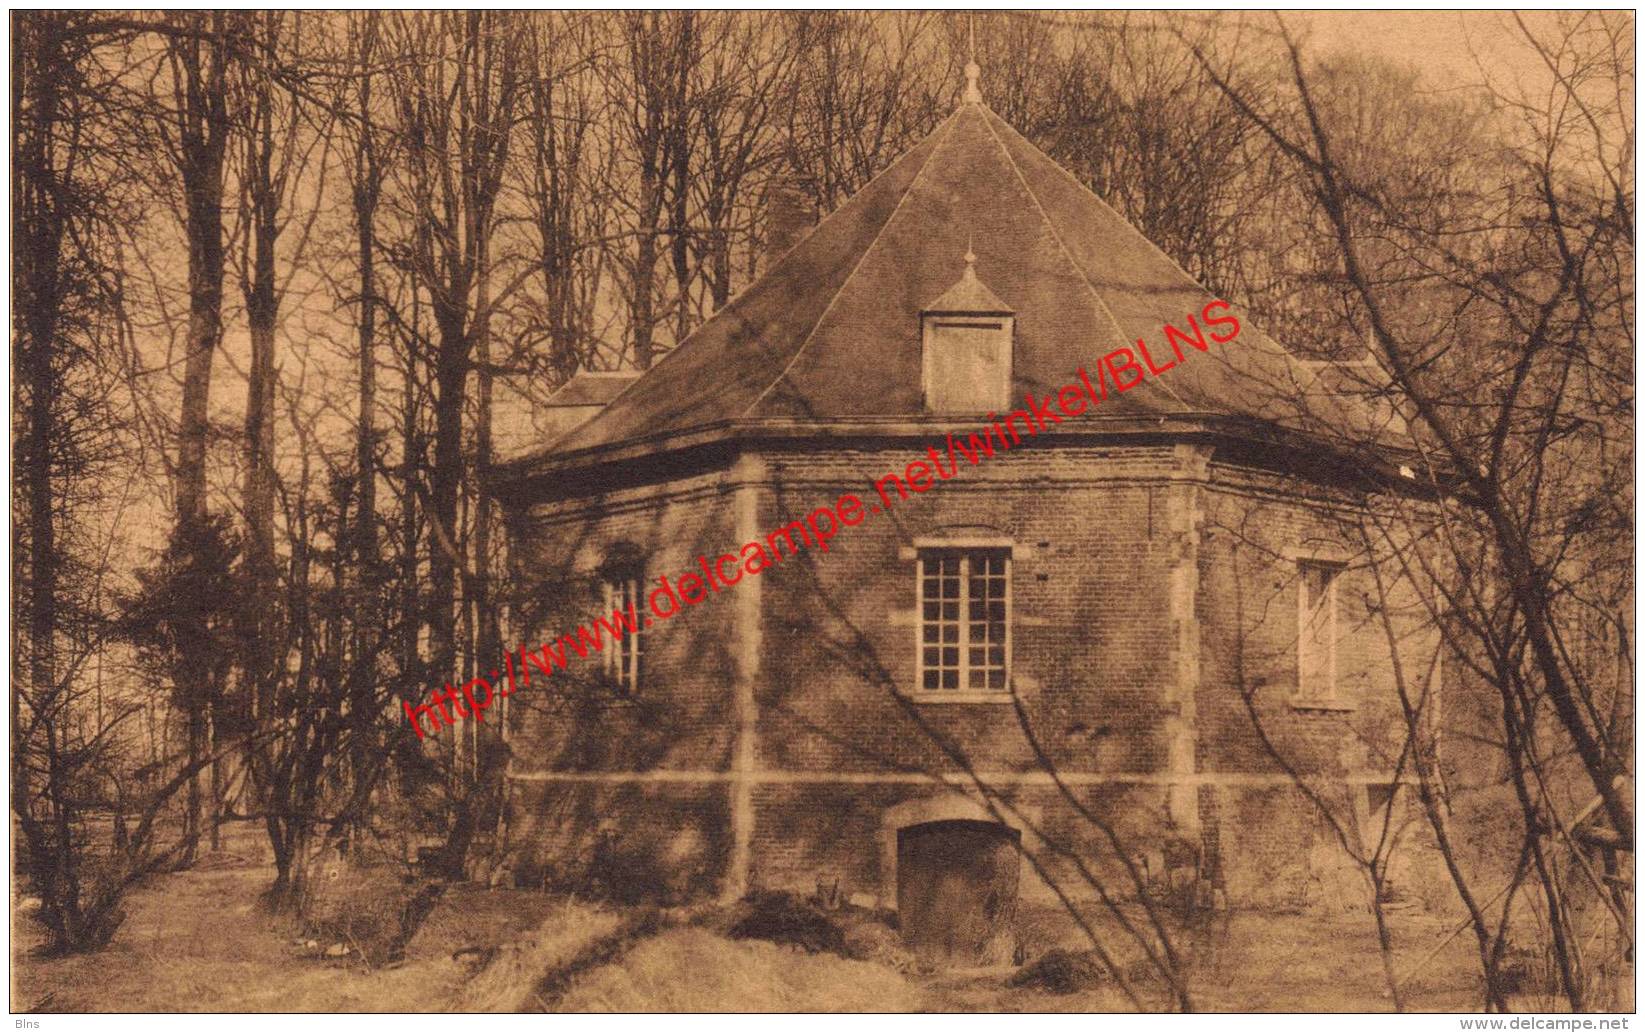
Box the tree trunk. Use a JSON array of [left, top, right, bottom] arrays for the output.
[[237, 11, 284, 863], [429, 317, 466, 734], [667, 14, 694, 344], [348, 14, 382, 832], [470, 243, 505, 833], [399, 294, 422, 695], [167, 12, 232, 865], [16, 12, 64, 821], [632, 168, 659, 370], [14, 18, 68, 943]]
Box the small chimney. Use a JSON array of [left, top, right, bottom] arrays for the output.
[[763, 174, 814, 271]]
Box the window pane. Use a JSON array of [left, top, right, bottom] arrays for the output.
[[602, 575, 642, 693], [1298, 562, 1339, 699], [962, 549, 1009, 691]]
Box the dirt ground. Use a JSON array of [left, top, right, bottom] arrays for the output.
[[13, 860, 1501, 1013]]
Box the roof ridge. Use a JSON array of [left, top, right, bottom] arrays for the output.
[[753, 106, 975, 293], [740, 108, 966, 419], [982, 107, 1214, 297], [982, 108, 1302, 376], [539, 118, 957, 460], [974, 108, 1192, 413]]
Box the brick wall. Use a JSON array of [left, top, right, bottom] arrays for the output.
[[500, 433, 1444, 906], [506, 467, 741, 772], [754, 444, 1180, 778], [506, 777, 731, 902], [1196, 459, 1434, 779]]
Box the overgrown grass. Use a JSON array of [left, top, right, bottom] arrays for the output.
[[14, 856, 1505, 1013], [456, 898, 625, 1012], [554, 927, 926, 1012], [12, 864, 569, 1012]]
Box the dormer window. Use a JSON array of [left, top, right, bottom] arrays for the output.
[[921, 249, 1014, 413]]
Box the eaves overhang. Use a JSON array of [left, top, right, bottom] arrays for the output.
[[484, 412, 1438, 509]]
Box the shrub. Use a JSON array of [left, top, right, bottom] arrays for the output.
[[726, 891, 845, 955], [303, 862, 443, 967], [1008, 948, 1107, 994], [578, 827, 710, 906]]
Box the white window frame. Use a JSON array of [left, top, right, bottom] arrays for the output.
[[912, 545, 1012, 702], [1294, 557, 1347, 709], [601, 574, 641, 695]]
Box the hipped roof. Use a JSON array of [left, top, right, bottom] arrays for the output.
[[503, 100, 1403, 483]]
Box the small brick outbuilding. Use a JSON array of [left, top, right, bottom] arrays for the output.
[[489, 80, 1438, 917]]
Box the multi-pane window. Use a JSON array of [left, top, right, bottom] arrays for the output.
[[1297, 560, 1342, 701], [918, 548, 1010, 692], [602, 575, 641, 694]]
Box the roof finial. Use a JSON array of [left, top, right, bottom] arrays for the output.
[[963, 14, 982, 104], [963, 238, 977, 279]]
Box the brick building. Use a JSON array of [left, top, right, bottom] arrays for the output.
[[490, 72, 1438, 935]]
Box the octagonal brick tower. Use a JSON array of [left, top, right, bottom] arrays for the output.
[[489, 82, 1432, 917]]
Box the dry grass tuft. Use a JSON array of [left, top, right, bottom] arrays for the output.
[[456, 898, 623, 1012], [839, 918, 917, 972], [555, 926, 925, 1012]]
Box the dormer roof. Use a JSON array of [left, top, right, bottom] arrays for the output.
[[924, 251, 1013, 317]]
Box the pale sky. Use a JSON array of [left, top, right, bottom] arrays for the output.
[[1303, 10, 1525, 85], [1295, 10, 1628, 96]]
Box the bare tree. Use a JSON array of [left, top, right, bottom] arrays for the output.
[[518, 15, 610, 378], [781, 12, 948, 211], [605, 11, 698, 369], [340, 8, 389, 840], [686, 13, 804, 311], [150, 10, 235, 863], [381, 10, 526, 876], [1187, 12, 1633, 1009], [11, 8, 179, 956]]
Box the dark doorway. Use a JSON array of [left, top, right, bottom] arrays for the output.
[[896, 819, 1021, 966]]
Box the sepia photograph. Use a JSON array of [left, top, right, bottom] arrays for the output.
[[7, 7, 1636, 1019]]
